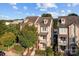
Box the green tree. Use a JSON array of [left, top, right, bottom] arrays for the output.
[[68, 13, 78, 16], [41, 13, 52, 17], [53, 19, 58, 29], [18, 24, 37, 55], [0, 32, 16, 50], [0, 20, 8, 36], [46, 47, 54, 56]]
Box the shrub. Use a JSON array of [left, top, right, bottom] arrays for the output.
[[12, 44, 25, 54], [35, 50, 46, 56]]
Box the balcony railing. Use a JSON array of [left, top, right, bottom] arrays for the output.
[[39, 40, 47, 44], [59, 41, 67, 45]]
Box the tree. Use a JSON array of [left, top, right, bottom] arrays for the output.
[[6, 24, 20, 35], [0, 32, 16, 50], [53, 19, 58, 29], [6, 24, 20, 43], [0, 20, 8, 36], [68, 13, 78, 16], [46, 47, 54, 56], [18, 24, 37, 55], [41, 13, 52, 17]]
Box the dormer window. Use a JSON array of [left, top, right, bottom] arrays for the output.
[[61, 18, 65, 24], [44, 19, 48, 24]]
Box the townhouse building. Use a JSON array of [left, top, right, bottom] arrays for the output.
[[36, 17, 53, 50], [23, 16, 53, 50], [58, 14, 79, 55]]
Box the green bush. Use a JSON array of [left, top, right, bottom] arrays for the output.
[[0, 45, 8, 51], [13, 44, 25, 54], [35, 50, 46, 56], [0, 32, 16, 49], [46, 47, 54, 56]]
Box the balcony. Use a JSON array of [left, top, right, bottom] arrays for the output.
[[39, 40, 47, 44], [40, 27, 48, 33], [58, 41, 67, 45]]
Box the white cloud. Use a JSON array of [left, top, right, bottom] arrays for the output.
[[39, 8, 47, 11], [9, 3, 16, 6], [61, 10, 65, 13], [67, 3, 71, 7], [72, 3, 79, 7], [36, 3, 57, 12], [13, 6, 18, 10], [9, 3, 18, 10], [60, 10, 66, 16], [67, 10, 72, 13], [31, 13, 35, 16], [67, 3, 79, 7], [47, 12, 58, 18], [36, 3, 57, 9], [0, 15, 10, 20], [23, 6, 27, 10]]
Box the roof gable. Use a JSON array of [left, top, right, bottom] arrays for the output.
[[37, 17, 53, 27]]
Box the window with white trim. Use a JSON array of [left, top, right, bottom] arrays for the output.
[[61, 18, 65, 24], [41, 27, 48, 32], [59, 28, 67, 34]]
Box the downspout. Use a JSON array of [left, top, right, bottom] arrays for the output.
[[74, 24, 76, 43], [68, 26, 70, 55]]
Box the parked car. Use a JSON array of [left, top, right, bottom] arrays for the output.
[[0, 51, 5, 56]]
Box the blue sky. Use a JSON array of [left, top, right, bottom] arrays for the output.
[[0, 3, 79, 20]]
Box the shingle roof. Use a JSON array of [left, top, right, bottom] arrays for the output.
[[58, 16, 79, 27], [37, 17, 53, 27], [25, 16, 39, 23]]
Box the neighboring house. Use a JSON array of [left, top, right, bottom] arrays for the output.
[[5, 19, 23, 25], [36, 17, 53, 50], [19, 16, 39, 31], [58, 14, 79, 55], [23, 16, 53, 50], [24, 16, 39, 26]]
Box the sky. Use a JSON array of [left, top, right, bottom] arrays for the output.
[[0, 3, 79, 20]]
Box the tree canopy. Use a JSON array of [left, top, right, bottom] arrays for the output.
[[18, 24, 37, 48], [0, 32, 16, 47], [68, 13, 78, 16], [41, 13, 52, 17], [53, 19, 58, 29]]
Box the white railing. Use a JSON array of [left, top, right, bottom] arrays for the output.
[[59, 41, 67, 45], [40, 39, 47, 44]]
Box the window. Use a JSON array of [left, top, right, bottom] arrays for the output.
[[42, 35, 47, 39], [43, 27, 46, 31], [72, 47, 76, 53], [44, 19, 48, 24], [61, 18, 65, 24], [72, 38, 75, 42], [60, 46, 66, 51], [41, 27, 48, 32], [43, 43, 46, 48], [72, 47, 76, 49], [59, 28, 67, 34]]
